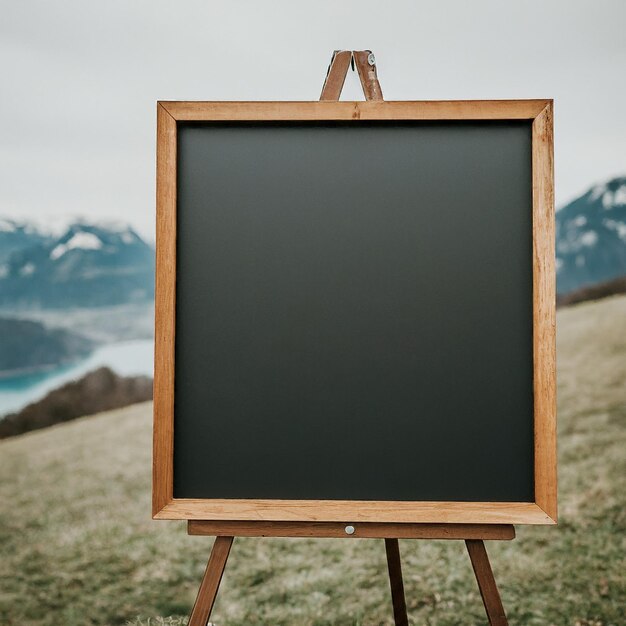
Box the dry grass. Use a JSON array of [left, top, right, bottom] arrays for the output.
[[1, 296, 625, 625]]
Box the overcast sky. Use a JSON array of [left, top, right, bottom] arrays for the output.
[[1, 0, 624, 240]]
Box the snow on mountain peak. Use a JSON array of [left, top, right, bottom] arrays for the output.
[[579, 231, 598, 247], [603, 218, 626, 242], [589, 183, 608, 202], [586, 176, 626, 208], [601, 186, 626, 210], [19, 262, 36, 276], [80, 219, 134, 235], [106, 220, 133, 233], [50, 232, 103, 260], [557, 175, 626, 294], [0, 219, 17, 233]]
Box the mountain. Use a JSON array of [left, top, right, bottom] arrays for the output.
[[557, 176, 626, 294], [0, 221, 155, 309], [0, 218, 53, 264], [0, 317, 94, 376]]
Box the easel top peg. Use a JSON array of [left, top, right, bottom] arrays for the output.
[[320, 49, 383, 101]]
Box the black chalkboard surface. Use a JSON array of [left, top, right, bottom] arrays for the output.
[[172, 120, 534, 503]]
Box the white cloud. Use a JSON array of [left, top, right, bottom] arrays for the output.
[[1, 0, 625, 238]]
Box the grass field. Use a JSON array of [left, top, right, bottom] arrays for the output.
[[1, 296, 625, 625]]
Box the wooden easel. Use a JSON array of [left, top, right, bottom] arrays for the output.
[[186, 51, 512, 626]]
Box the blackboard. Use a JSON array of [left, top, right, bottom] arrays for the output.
[[173, 120, 534, 502], [153, 100, 556, 525]]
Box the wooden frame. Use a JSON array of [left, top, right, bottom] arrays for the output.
[[187, 520, 516, 540], [153, 99, 556, 526]]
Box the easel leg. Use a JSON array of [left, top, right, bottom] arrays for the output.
[[465, 540, 508, 626], [188, 536, 234, 626], [384, 538, 409, 626]]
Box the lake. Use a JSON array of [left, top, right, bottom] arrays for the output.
[[0, 339, 154, 416]]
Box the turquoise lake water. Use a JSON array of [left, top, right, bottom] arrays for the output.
[[0, 339, 154, 416]]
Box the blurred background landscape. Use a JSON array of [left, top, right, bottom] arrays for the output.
[[1, 175, 625, 436], [1, 0, 625, 624], [0, 219, 154, 437]]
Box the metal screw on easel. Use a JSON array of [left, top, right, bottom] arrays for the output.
[[367, 52, 376, 66]]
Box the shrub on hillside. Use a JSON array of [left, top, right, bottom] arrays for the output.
[[0, 367, 152, 438]]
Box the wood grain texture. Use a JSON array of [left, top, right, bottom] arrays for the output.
[[353, 50, 384, 101], [320, 51, 352, 101], [159, 100, 550, 122], [187, 521, 516, 539], [532, 101, 557, 523], [188, 536, 233, 626], [466, 540, 509, 626], [152, 103, 177, 516], [384, 538, 409, 626], [152, 99, 557, 526], [156, 500, 553, 524]]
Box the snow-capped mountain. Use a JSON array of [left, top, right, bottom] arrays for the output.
[[0, 218, 53, 264], [2, 175, 624, 307], [0, 221, 154, 308], [557, 176, 626, 295]]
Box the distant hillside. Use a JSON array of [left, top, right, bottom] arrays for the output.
[[0, 297, 624, 625], [557, 176, 626, 294], [0, 218, 53, 264], [557, 275, 626, 307], [0, 317, 94, 376], [0, 367, 152, 438], [0, 221, 155, 309]]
